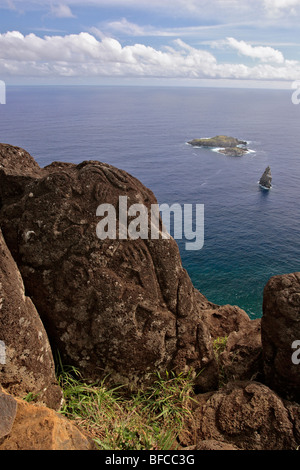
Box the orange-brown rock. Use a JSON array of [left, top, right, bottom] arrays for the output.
[[0, 395, 93, 450]]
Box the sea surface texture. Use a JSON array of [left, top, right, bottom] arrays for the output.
[[1, 86, 299, 318]]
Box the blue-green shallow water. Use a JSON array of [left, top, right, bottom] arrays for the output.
[[1, 85, 300, 319]]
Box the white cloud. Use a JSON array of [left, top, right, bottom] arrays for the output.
[[104, 18, 152, 36], [225, 37, 285, 64], [263, 0, 300, 16], [50, 4, 75, 18], [0, 30, 299, 82]]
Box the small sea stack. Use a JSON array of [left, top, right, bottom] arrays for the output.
[[259, 166, 272, 189]]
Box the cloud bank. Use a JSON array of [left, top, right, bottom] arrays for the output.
[[0, 30, 299, 82], [225, 38, 285, 64]]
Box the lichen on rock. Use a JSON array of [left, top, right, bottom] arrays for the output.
[[0, 144, 219, 392]]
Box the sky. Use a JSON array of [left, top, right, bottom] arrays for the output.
[[0, 0, 300, 87]]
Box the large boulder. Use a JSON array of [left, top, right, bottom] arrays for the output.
[[194, 381, 299, 450], [261, 272, 300, 402], [0, 144, 219, 391], [0, 228, 62, 410]]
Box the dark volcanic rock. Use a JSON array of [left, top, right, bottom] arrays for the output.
[[0, 144, 219, 391], [188, 135, 247, 148], [218, 147, 248, 157], [259, 166, 272, 189], [202, 305, 251, 340], [195, 381, 299, 450], [0, 228, 62, 410], [203, 305, 263, 385], [262, 272, 300, 402], [219, 319, 263, 382]]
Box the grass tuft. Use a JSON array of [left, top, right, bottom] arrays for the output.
[[56, 364, 197, 450]]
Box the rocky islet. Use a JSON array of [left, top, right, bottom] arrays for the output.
[[188, 135, 273, 186], [187, 135, 249, 157], [259, 166, 272, 189]]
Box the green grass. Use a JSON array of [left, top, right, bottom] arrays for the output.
[[23, 391, 41, 403], [213, 336, 228, 358], [56, 365, 197, 450]]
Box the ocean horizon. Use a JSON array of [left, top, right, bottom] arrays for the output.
[[1, 85, 299, 319]]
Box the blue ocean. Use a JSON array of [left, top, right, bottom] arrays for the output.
[[1, 85, 300, 319]]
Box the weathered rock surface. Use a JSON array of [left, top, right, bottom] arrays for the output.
[[259, 166, 272, 189], [188, 135, 247, 148], [194, 381, 300, 450], [0, 228, 62, 410], [196, 440, 238, 450], [202, 304, 251, 340], [262, 272, 300, 402], [0, 389, 93, 450], [0, 143, 219, 391], [285, 401, 300, 444], [218, 147, 248, 157], [219, 318, 262, 382]]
